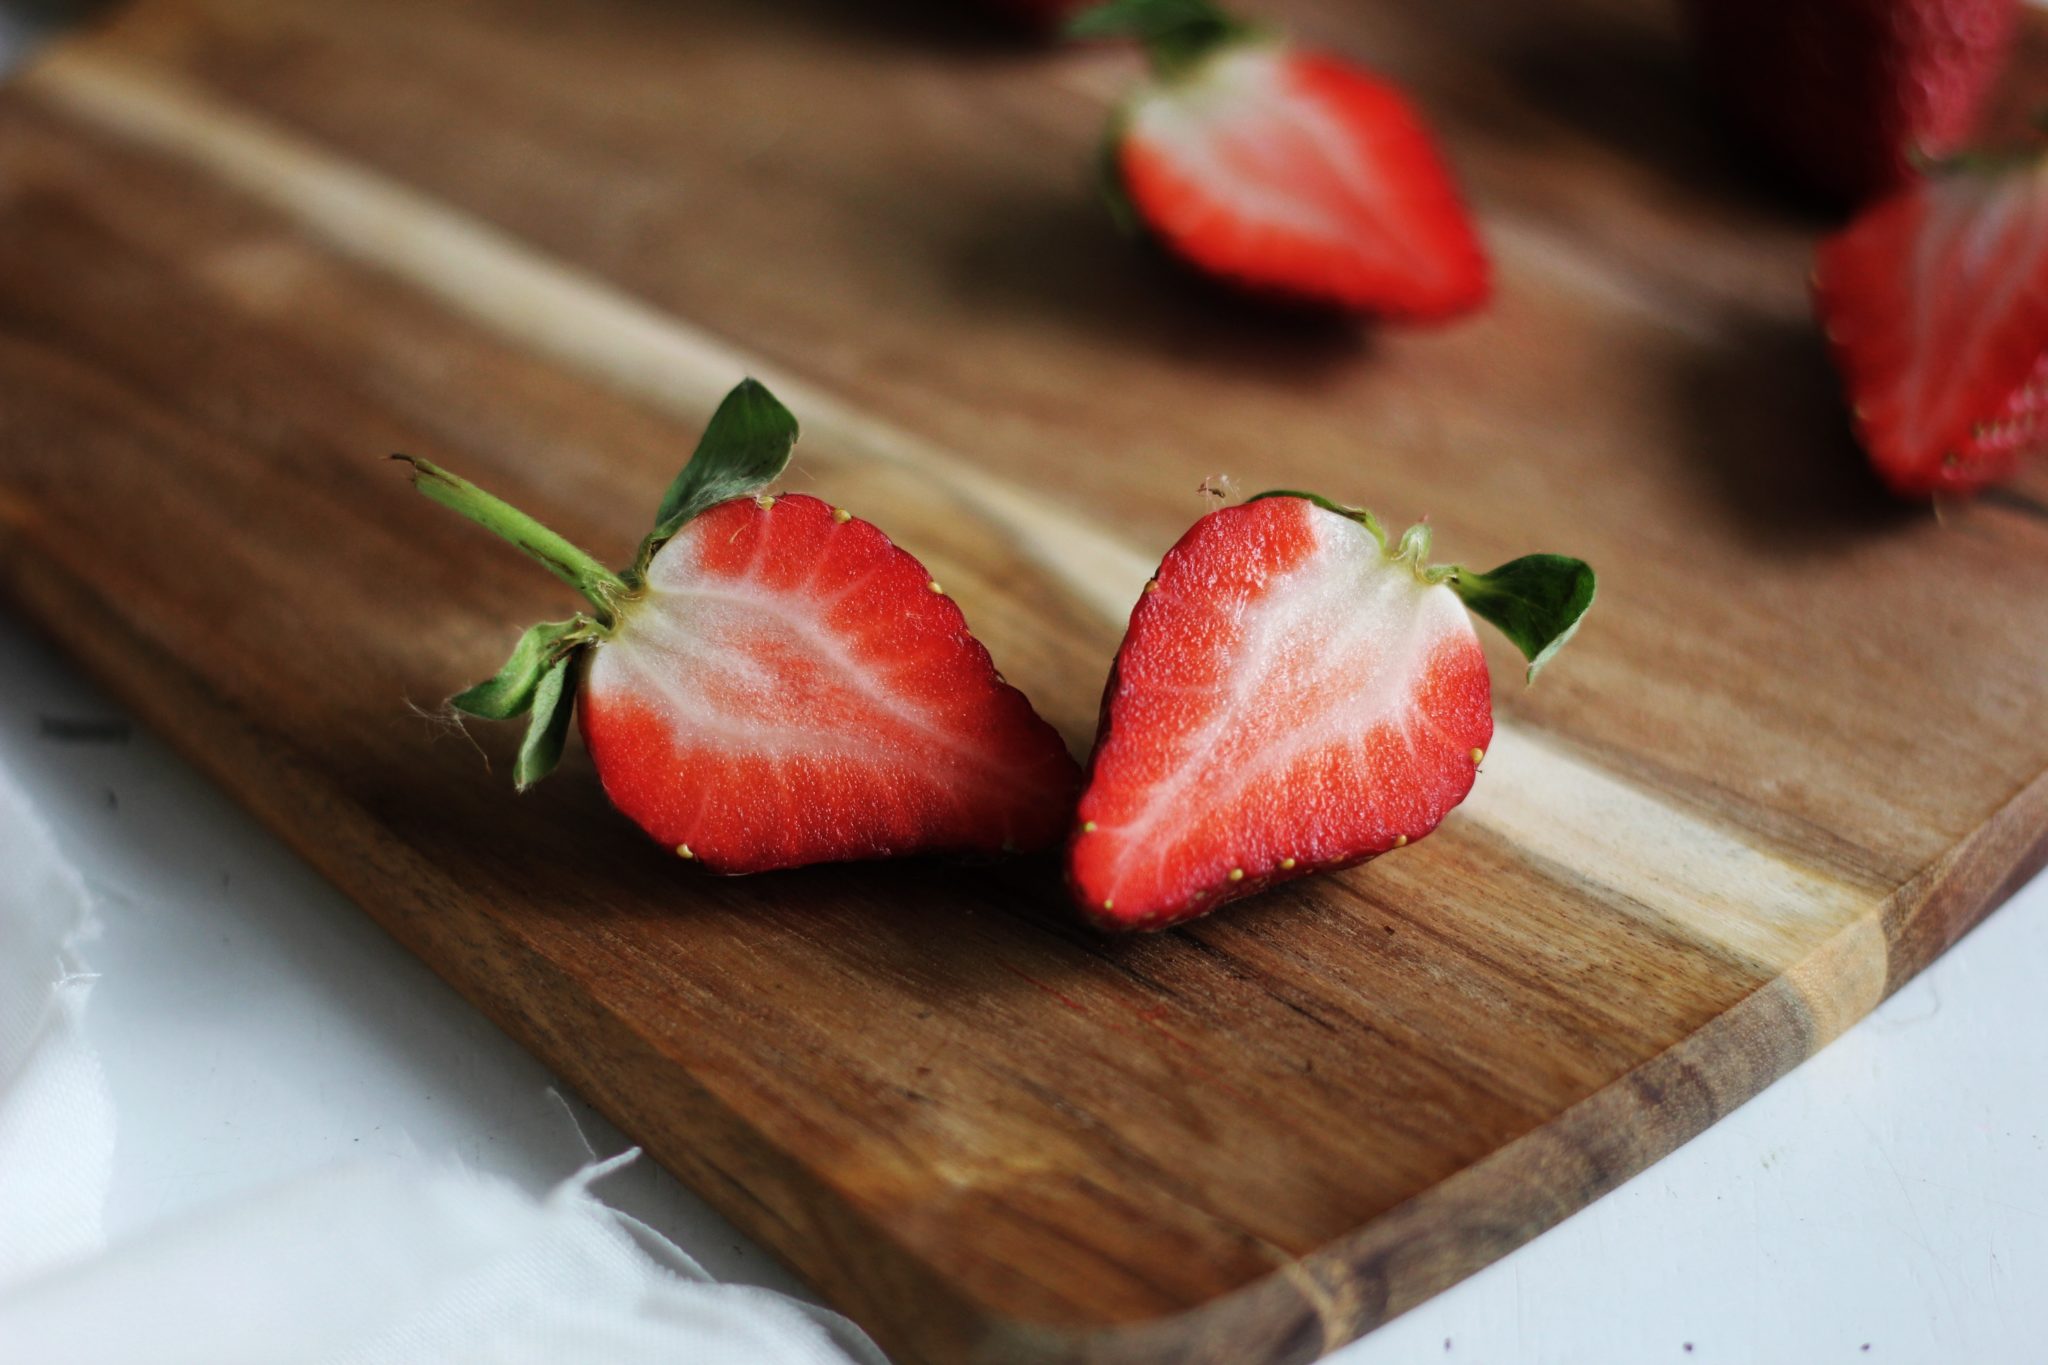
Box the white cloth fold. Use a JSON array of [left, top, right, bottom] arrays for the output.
[[0, 754, 880, 1364], [0, 754, 113, 1282]]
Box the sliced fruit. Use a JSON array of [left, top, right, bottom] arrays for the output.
[[1073, 0, 1489, 319], [1070, 493, 1593, 929], [400, 379, 1080, 874], [1814, 152, 2048, 496]]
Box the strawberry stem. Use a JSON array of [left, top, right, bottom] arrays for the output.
[[395, 456, 632, 622]]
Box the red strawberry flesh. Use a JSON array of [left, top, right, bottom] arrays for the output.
[[581, 494, 1079, 874], [1071, 496, 1493, 929], [1815, 156, 2048, 495], [1117, 44, 1490, 319]]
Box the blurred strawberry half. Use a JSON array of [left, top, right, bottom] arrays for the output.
[[400, 380, 1079, 874], [1814, 149, 2048, 496], [1071, 0, 1490, 319], [1682, 0, 2020, 205], [1070, 493, 1593, 930]]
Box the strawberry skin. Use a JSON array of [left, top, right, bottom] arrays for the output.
[[1072, 497, 1494, 929], [1814, 155, 2048, 496], [1113, 43, 1490, 319], [581, 494, 1078, 873], [1683, 0, 2019, 204]]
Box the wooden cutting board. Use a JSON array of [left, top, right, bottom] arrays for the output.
[[4, 1, 2048, 1361]]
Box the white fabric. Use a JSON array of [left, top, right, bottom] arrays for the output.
[[0, 755, 881, 1364], [0, 758, 112, 1281]]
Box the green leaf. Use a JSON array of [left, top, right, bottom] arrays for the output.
[[638, 379, 798, 571], [513, 653, 578, 791], [1067, 0, 1253, 76], [449, 619, 583, 720], [1450, 554, 1597, 683]]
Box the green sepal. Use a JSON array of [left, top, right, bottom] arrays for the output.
[[1252, 490, 1594, 684], [1067, 0, 1255, 76], [634, 379, 799, 576], [449, 617, 592, 720], [1447, 554, 1596, 683], [513, 651, 580, 792]]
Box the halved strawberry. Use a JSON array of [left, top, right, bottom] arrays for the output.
[[1682, 0, 2019, 205], [400, 380, 1079, 873], [1070, 493, 1592, 930], [1072, 0, 1489, 319], [1814, 152, 2048, 496]]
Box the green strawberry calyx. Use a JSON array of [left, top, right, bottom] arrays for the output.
[[395, 378, 800, 788], [1067, 0, 1264, 81], [1249, 489, 1597, 683]]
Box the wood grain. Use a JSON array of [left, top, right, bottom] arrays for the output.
[[3, 2, 2047, 1361]]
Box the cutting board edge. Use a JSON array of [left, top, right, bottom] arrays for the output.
[[973, 776, 2048, 1365]]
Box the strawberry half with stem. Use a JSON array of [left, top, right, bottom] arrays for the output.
[[1071, 0, 1489, 319], [1070, 492, 1592, 930], [1814, 148, 2048, 496], [399, 379, 1080, 874]]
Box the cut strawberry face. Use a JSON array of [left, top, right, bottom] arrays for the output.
[[581, 493, 1075, 872], [401, 381, 1079, 874], [1814, 155, 2048, 496], [1071, 494, 1592, 930], [1074, 0, 1489, 319]]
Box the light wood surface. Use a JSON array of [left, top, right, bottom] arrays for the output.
[[3, 2, 2048, 1362]]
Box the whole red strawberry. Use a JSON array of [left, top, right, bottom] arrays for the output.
[[1814, 151, 2048, 496], [1071, 0, 1489, 319], [401, 380, 1079, 873], [1683, 0, 2020, 204], [1070, 493, 1593, 930]]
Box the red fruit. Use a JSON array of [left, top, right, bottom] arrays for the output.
[[1070, 494, 1593, 930], [402, 381, 1079, 873], [1075, 0, 1488, 319], [580, 493, 1075, 871], [1814, 154, 2048, 496], [1683, 0, 2020, 204]]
